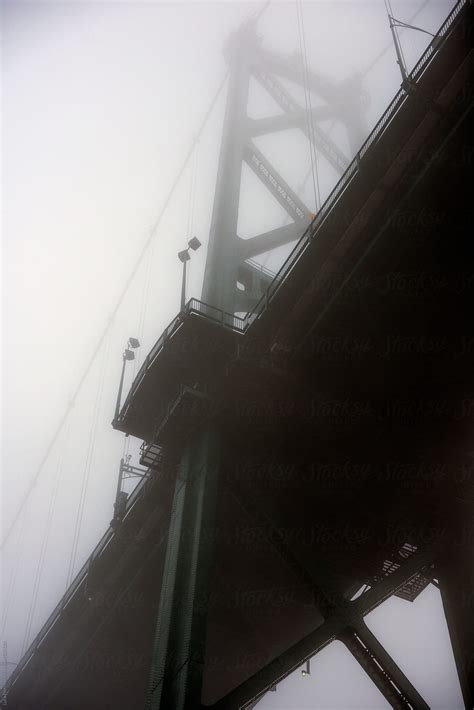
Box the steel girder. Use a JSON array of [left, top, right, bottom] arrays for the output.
[[201, 22, 365, 314], [204, 549, 436, 709], [145, 429, 221, 710]]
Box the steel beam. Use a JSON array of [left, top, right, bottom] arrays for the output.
[[206, 617, 344, 710], [243, 142, 310, 223], [201, 24, 362, 314], [256, 52, 367, 151], [343, 619, 430, 709], [202, 27, 251, 312], [227, 481, 343, 615], [253, 69, 350, 175], [225, 484, 431, 709], [255, 49, 343, 105], [438, 540, 474, 708], [238, 223, 304, 260], [203, 549, 436, 709], [145, 429, 221, 710], [247, 106, 339, 137]]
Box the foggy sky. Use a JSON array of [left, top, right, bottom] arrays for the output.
[[1, 1, 463, 706]]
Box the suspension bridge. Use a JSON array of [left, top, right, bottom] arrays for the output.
[[2, 0, 473, 708]]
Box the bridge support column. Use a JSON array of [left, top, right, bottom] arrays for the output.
[[145, 428, 221, 710], [438, 541, 474, 709]]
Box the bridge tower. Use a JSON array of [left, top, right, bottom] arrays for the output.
[[202, 17, 365, 313], [145, 18, 369, 710]]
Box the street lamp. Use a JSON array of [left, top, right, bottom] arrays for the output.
[[114, 337, 140, 422], [178, 237, 202, 311], [387, 11, 442, 85]]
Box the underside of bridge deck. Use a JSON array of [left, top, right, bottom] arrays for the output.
[[6, 2, 474, 708]]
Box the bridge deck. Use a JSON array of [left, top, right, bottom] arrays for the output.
[[6, 2, 474, 707]]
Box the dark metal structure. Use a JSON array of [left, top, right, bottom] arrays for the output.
[[5, 2, 474, 708], [202, 18, 364, 313]]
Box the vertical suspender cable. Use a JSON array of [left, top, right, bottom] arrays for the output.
[[20, 418, 71, 655], [1, 502, 30, 641], [296, 0, 321, 212], [65, 332, 110, 589], [296, 0, 318, 212]]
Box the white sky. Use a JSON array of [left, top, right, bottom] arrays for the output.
[[1, 0, 464, 706]]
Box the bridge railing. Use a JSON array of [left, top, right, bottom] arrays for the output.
[[244, 258, 278, 282], [186, 298, 247, 331], [409, 0, 466, 82], [4, 467, 152, 695], [246, 0, 465, 328], [116, 299, 247, 424]]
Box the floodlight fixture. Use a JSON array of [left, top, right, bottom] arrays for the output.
[[114, 339, 138, 423], [178, 237, 203, 310], [188, 236, 202, 251], [178, 249, 191, 263]]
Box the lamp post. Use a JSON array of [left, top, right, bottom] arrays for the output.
[[178, 237, 202, 311], [114, 337, 140, 422], [387, 12, 442, 85]]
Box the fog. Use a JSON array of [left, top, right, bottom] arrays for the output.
[[1, 0, 463, 706]]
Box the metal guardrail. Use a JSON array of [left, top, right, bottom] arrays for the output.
[[117, 299, 247, 422], [245, 258, 278, 281], [4, 470, 152, 693], [187, 298, 247, 331], [409, 0, 466, 81], [246, 0, 466, 328]]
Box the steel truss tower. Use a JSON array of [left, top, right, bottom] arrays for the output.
[[202, 18, 366, 313], [145, 19, 371, 710]]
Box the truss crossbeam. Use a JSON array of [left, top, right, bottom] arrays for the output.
[[243, 142, 310, 223], [247, 106, 339, 137], [238, 223, 304, 260], [340, 620, 429, 710], [253, 69, 350, 174], [204, 548, 436, 709]]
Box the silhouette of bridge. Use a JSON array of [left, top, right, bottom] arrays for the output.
[[3, 1, 473, 708]]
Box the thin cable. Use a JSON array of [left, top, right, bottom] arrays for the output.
[[186, 145, 197, 238], [296, 1, 321, 212], [132, 228, 156, 377], [362, 0, 430, 77], [298, 0, 322, 211], [20, 418, 71, 655], [384, 0, 409, 76], [296, 0, 318, 213], [1, 70, 229, 552], [0, 502, 30, 640], [190, 140, 199, 236], [65, 332, 110, 589], [136, 251, 153, 369]]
